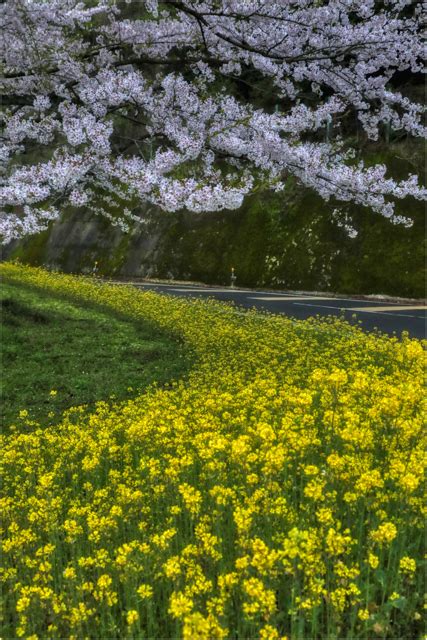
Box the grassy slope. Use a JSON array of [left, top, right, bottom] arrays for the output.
[[1, 280, 191, 429]]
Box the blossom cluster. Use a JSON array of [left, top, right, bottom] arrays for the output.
[[1, 1, 426, 240], [1, 262, 425, 639]]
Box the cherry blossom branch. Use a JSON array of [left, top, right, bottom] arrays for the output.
[[1, 0, 425, 242]]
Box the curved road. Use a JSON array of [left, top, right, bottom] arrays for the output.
[[110, 281, 426, 340]]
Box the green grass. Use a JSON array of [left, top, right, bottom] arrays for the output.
[[1, 280, 191, 429]]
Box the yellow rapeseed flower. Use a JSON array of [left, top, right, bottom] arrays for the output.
[[169, 592, 194, 618], [126, 610, 139, 625], [1, 263, 425, 640], [399, 556, 416, 574], [358, 609, 370, 621], [137, 584, 153, 599]]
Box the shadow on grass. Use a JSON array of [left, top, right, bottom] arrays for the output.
[[1, 280, 193, 431]]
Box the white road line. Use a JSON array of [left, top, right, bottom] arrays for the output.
[[294, 302, 425, 319], [168, 290, 424, 305], [349, 305, 426, 312], [173, 289, 322, 298], [106, 281, 154, 286], [107, 282, 250, 292], [249, 296, 341, 301], [168, 288, 308, 295], [248, 295, 419, 305], [106, 283, 425, 312], [169, 288, 248, 293]]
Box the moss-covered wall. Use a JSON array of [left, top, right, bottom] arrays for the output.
[[3, 142, 425, 297]]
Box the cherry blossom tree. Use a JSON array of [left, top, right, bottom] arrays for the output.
[[1, 0, 425, 243]]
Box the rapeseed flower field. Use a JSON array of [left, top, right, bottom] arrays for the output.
[[1, 263, 425, 639]]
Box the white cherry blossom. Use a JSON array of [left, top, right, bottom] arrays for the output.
[[1, 0, 425, 241]]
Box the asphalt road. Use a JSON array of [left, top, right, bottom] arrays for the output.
[[111, 281, 426, 339]]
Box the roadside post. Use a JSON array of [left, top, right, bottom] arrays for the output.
[[231, 267, 237, 288]]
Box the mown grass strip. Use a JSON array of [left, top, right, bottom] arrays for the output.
[[1, 280, 191, 429]]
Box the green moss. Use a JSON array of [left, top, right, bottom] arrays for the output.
[[8, 227, 51, 265], [91, 233, 132, 276]]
